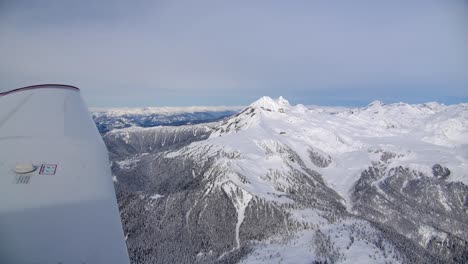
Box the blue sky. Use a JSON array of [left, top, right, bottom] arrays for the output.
[[1, 0, 467, 107]]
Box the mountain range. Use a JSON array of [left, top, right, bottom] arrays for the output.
[[96, 97, 468, 264], [92, 106, 241, 133]]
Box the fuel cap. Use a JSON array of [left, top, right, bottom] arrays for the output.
[[15, 162, 36, 174]]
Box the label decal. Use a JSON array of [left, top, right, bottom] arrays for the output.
[[39, 164, 57, 175]]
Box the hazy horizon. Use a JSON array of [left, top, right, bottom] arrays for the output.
[[88, 95, 467, 109]]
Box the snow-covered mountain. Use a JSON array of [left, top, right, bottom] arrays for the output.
[[104, 97, 468, 264], [92, 106, 241, 133]]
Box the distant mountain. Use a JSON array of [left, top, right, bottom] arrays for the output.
[[103, 97, 468, 264], [91, 106, 242, 133]]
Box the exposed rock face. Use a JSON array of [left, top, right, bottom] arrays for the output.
[[308, 150, 332, 168], [351, 152, 468, 263], [432, 164, 451, 180]]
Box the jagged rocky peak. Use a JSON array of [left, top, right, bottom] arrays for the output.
[[250, 96, 291, 112]]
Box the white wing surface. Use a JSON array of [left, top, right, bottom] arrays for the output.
[[0, 84, 130, 264]]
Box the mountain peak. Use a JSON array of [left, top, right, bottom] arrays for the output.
[[367, 100, 384, 108], [250, 96, 290, 112], [210, 96, 290, 137]]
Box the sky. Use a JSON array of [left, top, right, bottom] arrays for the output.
[[0, 0, 467, 107]]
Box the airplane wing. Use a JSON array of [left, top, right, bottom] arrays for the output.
[[0, 84, 130, 264]]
